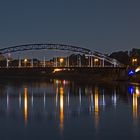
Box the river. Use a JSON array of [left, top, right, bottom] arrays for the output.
[[0, 79, 140, 140]]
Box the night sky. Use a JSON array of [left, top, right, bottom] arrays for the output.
[[0, 0, 140, 54]]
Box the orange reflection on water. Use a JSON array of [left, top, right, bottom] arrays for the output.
[[59, 87, 64, 131], [133, 93, 138, 120], [95, 87, 99, 113], [94, 87, 99, 129], [135, 86, 140, 95], [24, 87, 28, 125]]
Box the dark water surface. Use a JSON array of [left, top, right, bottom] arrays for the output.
[[0, 79, 140, 140]]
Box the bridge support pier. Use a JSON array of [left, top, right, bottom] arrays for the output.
[[88, 56, 93, 67], [88, 56, 91, 67], [79, 56, 81, 67], [53, 58, 55, 67], [6, 59, 9, 68], [18, 59, 21, 68], [113, 60, 117, 67], [102, 58, 105, 67], [102, 59, 105, 67], [67, 57, 69, 67], [43, 57, 45, 67], [55, 57, 58, 67], [31, 59, 34, 67], [77, 55, 81, 67], [91, 57, 93, 67]]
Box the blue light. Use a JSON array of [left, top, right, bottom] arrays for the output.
[[128, 86, 134, 95], [128, 70, 135, 76]]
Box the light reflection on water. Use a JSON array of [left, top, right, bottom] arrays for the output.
[[24, 87, 28, 125], [94, 87, 99, 129], [0, 79, 140, 139], [60, 87, 64, 131]]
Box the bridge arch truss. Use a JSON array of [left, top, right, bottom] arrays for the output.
[[0, 43, 123, 67], [0, 43, 92, 55]]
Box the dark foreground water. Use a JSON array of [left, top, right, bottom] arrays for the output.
[[0, 79, 140, 140]]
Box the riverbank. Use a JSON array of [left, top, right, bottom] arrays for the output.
[[0, 66, 129, 83]]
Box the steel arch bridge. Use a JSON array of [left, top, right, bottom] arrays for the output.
[[0, 43, 92, 55], [0, 43, 122, 67]]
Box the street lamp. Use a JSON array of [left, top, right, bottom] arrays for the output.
[[94, 58, 99, 66], [24, 58, 28, 67], [60, 58, 64, 67]]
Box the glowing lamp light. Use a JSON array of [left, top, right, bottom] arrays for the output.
[[24, 58, 28, 62], [53, 68, 62, 73], [60, 58, 64, 63], [135, 67, 140, 73], [132, 58, 137, 62], [94, 58, 99, 62]]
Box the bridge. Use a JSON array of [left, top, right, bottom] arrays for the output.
[[0, 43, 123, 68]]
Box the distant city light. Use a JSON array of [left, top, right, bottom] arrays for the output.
[[135, 67, 140, 73], [132, 58, 137, 62], [128, 70, 135, 76], [132, 58, 137, 66], [53, 68, 62, 73]]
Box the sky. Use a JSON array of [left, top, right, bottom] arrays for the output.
[[0, 0, 140, 55]]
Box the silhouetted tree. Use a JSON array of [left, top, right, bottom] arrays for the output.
[[109, 51, 130, 65]]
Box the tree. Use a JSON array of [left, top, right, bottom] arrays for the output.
[[109, 51, 130, 65]]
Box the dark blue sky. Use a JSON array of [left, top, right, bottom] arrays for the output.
[[0, 0, 140, 54]]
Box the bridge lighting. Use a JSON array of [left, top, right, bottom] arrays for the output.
[[94, 58, 99, 66], [59, 58, 64, 67], [24, 58, 27, 63], [24, 59, 28, 67], [60, 58, 64, 63], [94, 58, 99, 62]]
